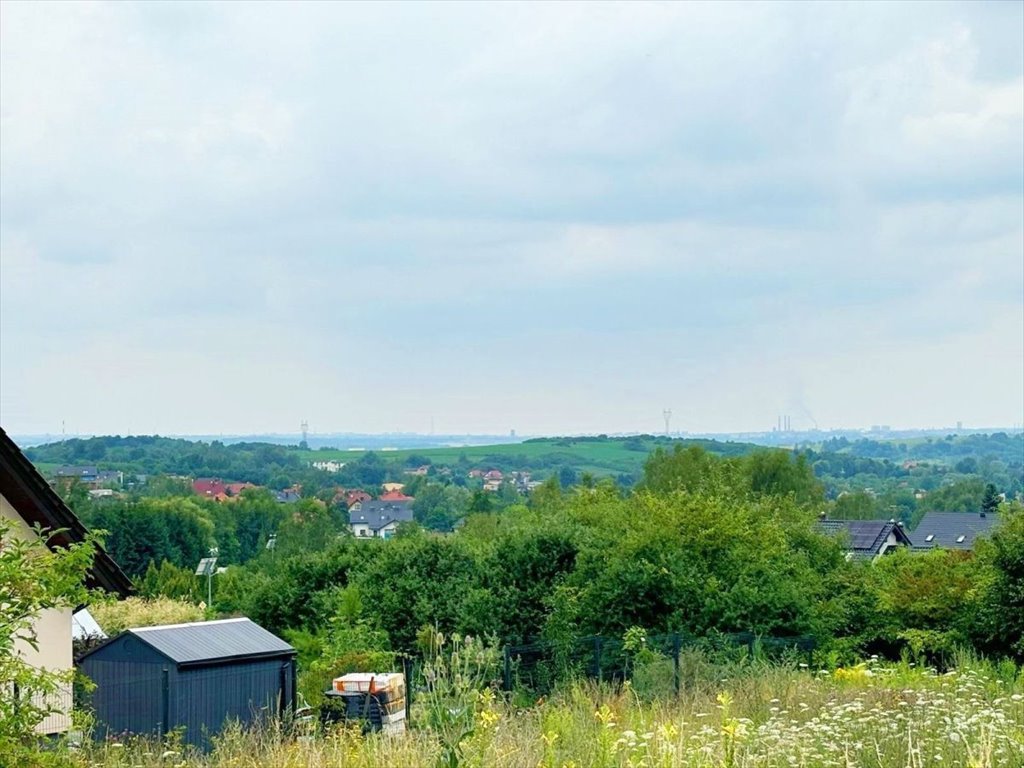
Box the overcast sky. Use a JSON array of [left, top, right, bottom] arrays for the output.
[[1, 1, 1022, 437]]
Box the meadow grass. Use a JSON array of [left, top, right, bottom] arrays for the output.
[[70, 659, 1024, 768]]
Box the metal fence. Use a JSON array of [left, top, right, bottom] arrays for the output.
[[501, 632, 816, 695], [9, 681, 74, 735]]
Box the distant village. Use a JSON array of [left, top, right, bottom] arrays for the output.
[[49, 461, 545, 541], [48, 459, 1002, 555]]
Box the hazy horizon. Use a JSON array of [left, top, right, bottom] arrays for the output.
[[2, 2, 1022, 437], [10, 422, 1023, 444]]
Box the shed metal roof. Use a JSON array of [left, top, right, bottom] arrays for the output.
[[128, 618, 294, 666], [72, 607, 107, 641]]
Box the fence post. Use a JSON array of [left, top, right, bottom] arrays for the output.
[[593, 637, 603, 682], [502, 646, 512, 692], [160, 667, 169, 739], [672, 633, 682, 697], [403, 656, 414, 724]]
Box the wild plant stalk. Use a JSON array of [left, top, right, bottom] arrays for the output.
[[62, 656, 1024, 768], [417, 629, 501, 768]]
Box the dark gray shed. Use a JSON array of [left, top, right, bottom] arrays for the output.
[[78, 618, 296, 747]]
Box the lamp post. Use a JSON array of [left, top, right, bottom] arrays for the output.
[[195, 547, 219, 608]]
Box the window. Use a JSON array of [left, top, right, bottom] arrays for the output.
[[956, 535, 966, 544], [925, 534, 934, 542]]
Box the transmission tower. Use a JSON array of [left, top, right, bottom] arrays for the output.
[[663, 409, 672, 436], [300, 420, 309, 446]]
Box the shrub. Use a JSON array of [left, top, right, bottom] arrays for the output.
[[0, 521, 97, 766], [90, 596, 204, 636]]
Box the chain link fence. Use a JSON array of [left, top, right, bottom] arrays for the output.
[[501, 632, 816, 695]]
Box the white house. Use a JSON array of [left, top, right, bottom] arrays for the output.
[[348, 501, 414, 540], [0, 427, 132, 734], [311, 460, 345, 473]]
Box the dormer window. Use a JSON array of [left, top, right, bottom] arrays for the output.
[[925, 534, 934, 542]]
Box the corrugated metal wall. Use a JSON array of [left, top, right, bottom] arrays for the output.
[[81, 633, 295, 748], [81, 657, 170, 740], [173, 660, 291, 747]]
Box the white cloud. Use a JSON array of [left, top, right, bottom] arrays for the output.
[[1, 1, 1021, 435]]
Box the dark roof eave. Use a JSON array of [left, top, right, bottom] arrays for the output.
[[177, 649, 297, 669], [0, 428, 133, 597]]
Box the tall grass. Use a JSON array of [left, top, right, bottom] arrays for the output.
[[67, 658, 1023, 768]]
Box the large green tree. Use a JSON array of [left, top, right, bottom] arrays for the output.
[[542, 485, 840, 641], [978, 504, 1024, 658], [413, 484, 471, 532], [84, 498, 213, 578]]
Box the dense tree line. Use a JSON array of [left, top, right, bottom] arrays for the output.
[[30, 432, 1023, 513], [27, 436, 307, 488], [143, 445, 1022, 675], [78, 490, 294, 578], [42, 434, 1023, 676]]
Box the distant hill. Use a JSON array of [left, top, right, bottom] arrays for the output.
[[18, 431, 1022, 499], [295, 434, 761, 479], [20, 433, 758, 484]]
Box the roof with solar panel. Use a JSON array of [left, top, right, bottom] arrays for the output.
[[817, 518, 912, 560]]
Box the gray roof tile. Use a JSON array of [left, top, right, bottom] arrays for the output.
[[350, 501, 414, 531], [911, 512, 997, 550]]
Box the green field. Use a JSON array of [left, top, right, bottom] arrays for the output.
[[295, 436, 761, 478]]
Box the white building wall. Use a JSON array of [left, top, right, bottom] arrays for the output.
[[877, 532, 900, 557]]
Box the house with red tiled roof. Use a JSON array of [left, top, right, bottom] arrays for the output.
[[193, 478, 258, 502], [331, 487, 373, 507], [339, 489, 372, 507], [225, 482, 257, 497], [380, 489, 414, 502], [193, 478, 228, 497]]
